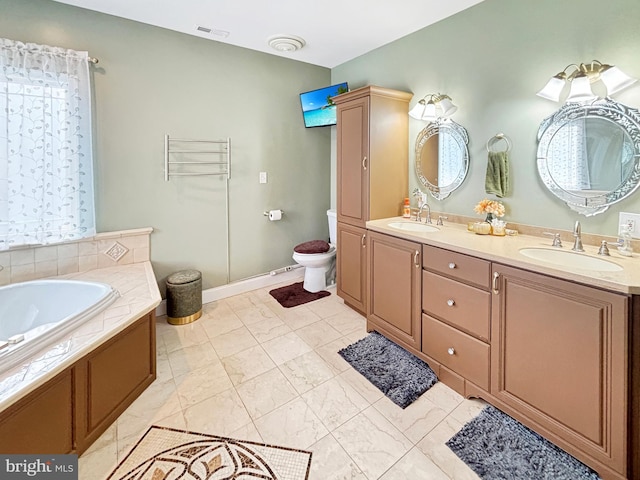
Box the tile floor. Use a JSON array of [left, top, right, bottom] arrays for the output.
[[78, 283, 485, 479]]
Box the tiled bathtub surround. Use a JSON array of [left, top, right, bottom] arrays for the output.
[[0, 227, 152, 286], [0, 261, 161, 410]]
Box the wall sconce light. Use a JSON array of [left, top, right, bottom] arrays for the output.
[[537, 60, 637, 103], [409, 93, 458, 121]]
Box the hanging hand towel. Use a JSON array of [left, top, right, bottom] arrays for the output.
[[485, 150, 510, 198]]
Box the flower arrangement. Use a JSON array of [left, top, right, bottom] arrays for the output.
[[474, 199, 505, 218]]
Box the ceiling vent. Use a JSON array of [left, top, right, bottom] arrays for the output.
[[267, 35, 306, 52]]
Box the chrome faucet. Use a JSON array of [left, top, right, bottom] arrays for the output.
[[572, 221, 585, 252], [418, 203, 432, 224]]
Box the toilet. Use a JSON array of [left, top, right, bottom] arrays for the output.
[[292, 209, 337, 293]]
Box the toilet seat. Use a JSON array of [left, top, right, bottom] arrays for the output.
[[294, 240, 330, 254]]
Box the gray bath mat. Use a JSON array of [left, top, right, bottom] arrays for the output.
[[446, 405, 601, 480], [338, 331, 437, 408]]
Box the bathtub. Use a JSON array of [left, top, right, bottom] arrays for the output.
[[0, 279, 119, 374]]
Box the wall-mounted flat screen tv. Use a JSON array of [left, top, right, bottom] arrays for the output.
[[299, 82, 349, 128]]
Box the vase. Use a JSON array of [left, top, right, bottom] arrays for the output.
[[485, 213, 495, 223]]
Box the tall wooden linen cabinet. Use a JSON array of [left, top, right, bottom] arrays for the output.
[[333, 86, 412, 314]]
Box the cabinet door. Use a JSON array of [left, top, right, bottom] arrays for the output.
[[336, 222, 367, 313], [367, 231, 421, 350], [0, 370, 74, 453], [491, 264, 627, 474], [75, 311, 156, 453], [336, 96, 369, 227]]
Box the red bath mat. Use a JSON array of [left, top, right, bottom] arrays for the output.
[[269, 282, 330, 308]]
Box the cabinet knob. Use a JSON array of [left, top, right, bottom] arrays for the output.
[[448, 262, 456, 269], [447, 347, 455, 355], [447, 299, 455, 307]]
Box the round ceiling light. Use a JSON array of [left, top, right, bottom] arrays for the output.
[[267, 34, 306, 52]]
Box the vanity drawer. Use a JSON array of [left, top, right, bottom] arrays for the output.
[[422, 245, 490, 289], [422, 314, 490, 390], [422, 271, 490, 341]]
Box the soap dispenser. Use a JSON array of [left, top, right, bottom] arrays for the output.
[[617, 224, 633, 256]]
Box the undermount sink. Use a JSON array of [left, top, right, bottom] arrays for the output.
[[519, 248, 623, 272], [387, 221, 440, 233]]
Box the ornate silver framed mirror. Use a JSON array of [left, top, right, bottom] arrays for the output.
[[537, 99, 640, 216], [415, 119, 469, 200]]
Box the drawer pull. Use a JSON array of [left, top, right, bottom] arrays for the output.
[[447, 347, 456, 356], [361, 234, 366, 248], [362, 156, 368, 170], [447, 299, 455, 307], [414, 250, 420, 268], [492, 271, 500, 294], [448, 262, 456, 269]]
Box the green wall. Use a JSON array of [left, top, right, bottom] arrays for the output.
[[332, 0, 640, 235], [1, 0, 331, 289]]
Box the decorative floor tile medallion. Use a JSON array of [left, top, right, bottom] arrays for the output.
[[107, 426, 312, 480]]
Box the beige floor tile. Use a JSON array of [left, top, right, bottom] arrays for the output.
[[235, 303, 279, 326], [416, 415, 480, 480], [224, 293, 260, 312], [338, 368, 385, 404], [117, 412, 187, 462], [380, 447, 450, 480], [78, 440, 119, 480], [173, 362, 234, 409], [280, 351, 336, 394], [210, 325, 258, 358], [200, 311, 244, 339], [229, 421, 264, 443], [449, 397, 488, 425], [261, 331, 313, 365], [235, 367, 298, 419], [117, 410, 187, 457], [308, 434, 367, 480], [332, 406, 413, 480], [159, 321, 210, 353], [421, 381, 465, 413], [182, 388, 252, 437], [166, 341, 220, 378], [221, 344, 276, 385], [295, 319, 342, 349], [254, 397, 329, 450], [324, 311, 367, 336], [301, 376, 369, 430], [245, 315, 292, 343], [305, 295, 350, 319], [372, 393, 449, 443], [277, 305, 323, 330], [314, 337, 354, 374]]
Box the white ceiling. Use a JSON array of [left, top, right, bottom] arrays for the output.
[[53, 0, 485, 68]]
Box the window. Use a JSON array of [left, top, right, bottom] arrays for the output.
[[0, 38, 95, 250]]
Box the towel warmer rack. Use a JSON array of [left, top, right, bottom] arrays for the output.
[[164, 135, 230, 181], [164, 134, 232, 283]]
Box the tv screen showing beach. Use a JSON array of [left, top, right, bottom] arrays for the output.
[[300, 82, 348, 128]]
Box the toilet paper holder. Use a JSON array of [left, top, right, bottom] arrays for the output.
[[263, 210, 284, 217]]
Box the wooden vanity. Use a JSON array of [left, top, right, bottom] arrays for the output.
[[364, 219, 640, 480]]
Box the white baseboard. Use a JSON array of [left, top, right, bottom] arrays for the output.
[[156, 265, 305, 317]]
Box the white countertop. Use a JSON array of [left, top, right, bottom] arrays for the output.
[[0, 262, 161, 411], [367, 217, 640, 295]]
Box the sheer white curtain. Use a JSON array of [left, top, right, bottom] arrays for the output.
[[0, 38, 95, 250]]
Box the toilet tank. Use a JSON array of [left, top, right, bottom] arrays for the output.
[[327, 209, 337, 245]]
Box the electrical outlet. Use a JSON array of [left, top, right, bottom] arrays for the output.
[[619, 212, 640, 238], [259, 171, 267, 184]]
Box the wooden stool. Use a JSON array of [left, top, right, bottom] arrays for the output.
[[166, 270, 202, 325]]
